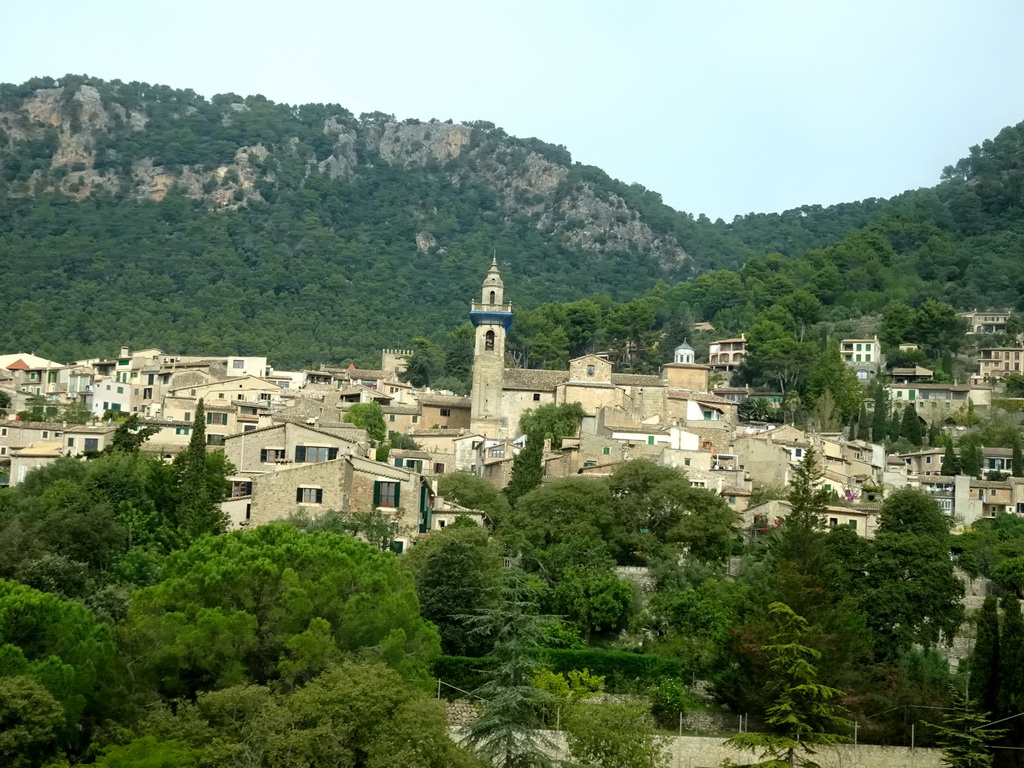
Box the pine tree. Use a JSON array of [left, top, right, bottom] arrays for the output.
[[463, 568, 557, 768], [901, 404, 923, 447], [942, 443, 962, 476], [726, 602, 850, 767], [504, 430, 544, 508], [930, 689, 1006, 768], [871, 387, 889, 443], [856, 403, 870, 441], [969, 595, 1001, 716]]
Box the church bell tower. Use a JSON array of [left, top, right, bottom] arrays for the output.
[[470, 258, 513, 436]]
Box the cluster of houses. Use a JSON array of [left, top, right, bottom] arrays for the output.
[[1, 263, 1021, 550]]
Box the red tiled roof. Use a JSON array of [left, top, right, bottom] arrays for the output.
[[6, 359, 29, 370]]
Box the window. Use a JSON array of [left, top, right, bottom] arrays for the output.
[[389, 414, 396, 422], [374, 481, 400, 508], [0, 428, 5, 436], [295, 446, 338, 462], [729, 496, 736, 504], [489, 290, 496, 304], [233, 359, 245, 369], [485, 330, 495, 351], [42, 431, 48, 439], [926, 456, 932, 464], [147, 374, 155, 385], [865, 354, 871, 362], [412, 415, 419, 424], [207, 434, 225, 446], [84, 438, 99, 452], [260, 448, 286, 463], [143, 388, 153, 399], [389, 541, 404, 554], [856, 343, 862, 351], [829, 518, 839, 527], [489, 447, 506, 458], [218, 393, 225, 399], [175, 427, 191, 435], [684, 458, 691, 466], [237, 394, 244, 400], [296, 487, 324, 504], [848, 520, 857, 531], [647, 435, 655, 445], [207, 412, 228, 425], [231, 481, 253, 497], [184, 412, 191, 422], [393, 458, 404, 468], [134, 388, 140, 396], [190, 389, 196, 396], [794, 448, 803, 457], [47, 371, 58, 383], [440, 408, 451, 417], [260, 392, 271, 401], [602, 446, 610, 456], [434, 463, 445, 474], [244, 424, 256, 432], [67, 437, 75, 448], [116, 386, 124, 394], [587, 365, 595, 377], [533, 393, 541, 401]]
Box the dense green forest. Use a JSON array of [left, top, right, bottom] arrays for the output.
[[2, 75, 1022, 369]]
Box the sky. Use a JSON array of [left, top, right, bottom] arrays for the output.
[[6, 0, 1024, 220]]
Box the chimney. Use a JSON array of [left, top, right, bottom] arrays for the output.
[[119, 345, 130, 358]]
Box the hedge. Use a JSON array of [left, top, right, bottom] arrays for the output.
[[432, 649, 690, 695]]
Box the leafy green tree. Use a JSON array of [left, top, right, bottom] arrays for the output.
[[867, 488, 963, 654], [0, 580, 113, 751], [562, 700, 668, 768], [0, 675, 65, 768], [463, 569, 557, 768], [437, 472, 512, 523], [505, 430, 544, 508], [929, 690, 1006, 768], [343, 401, 387, 443], [105, 413, 159, 454], [805, 339, 863, 422], [0, 389, 10, 417], [59, 400, 92, 425], [410, 526, 503, 655], [552, 566, 635, 640], [120, 525, 440, 698], [725, 602, 849, 767], [518, 402, 585, 449], [992, 555, 1024, 597], [402, 336, 445, 388], [942, 443, 963, 475], [84, 737, 198, 768], [912, 299, 969, 357], [968, 595, 1001, 715]]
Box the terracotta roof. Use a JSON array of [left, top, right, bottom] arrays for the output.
[[610, 373, 664, 387], [5, 359, 29, 371], [502, 368, 569, 391]]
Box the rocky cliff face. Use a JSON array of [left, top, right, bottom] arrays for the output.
[[0, 78, 690, 271]]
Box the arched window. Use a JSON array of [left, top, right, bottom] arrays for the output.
[[485, 330, 495, 351], [489, 290, 496, 304]]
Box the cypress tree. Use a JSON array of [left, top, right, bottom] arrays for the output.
[[998, 594, 1024, 718], [961, 443, 983, 479], [177, 399, 227, 540], [941, 443, 962, 476], [901, 404, 923, 447], [504, 430, 544, 508], [888, 406, 902, 443], [871, 387, 888, 443], [969, 595, 1001, 716], [1013, 437, 1023, 478], [856, 403, 870, 441], [927, 420, 941, 446]]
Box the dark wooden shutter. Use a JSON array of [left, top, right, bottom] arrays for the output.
[[296, 487, 303, 502], [393, 483, 401, 508], [315, 489, 324, 504], [372, 481, 381, 507], [260, 448, 268, 462], [328, 447, 339, 460], [295, 445, 306, 462]]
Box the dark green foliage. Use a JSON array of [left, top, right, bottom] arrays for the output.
[[437, 472, 512, 522], [504, 431, 544, 508], [960, 440, 984, 479], [518, 402, 585, 449], [104, 414, 159, 454], [943, 443, 963, 476], [871, 387, 889, 444], [929, 690, 1005, 768], [968, 595, 1001, 715], [120, 524, 440, 698], [901, 403, 924, 447], [1013, 437, 1023, 477], [998, 595, 1024, 718], [174, 400, 226, 541], [343, 401, 387, 442], [562, 700, 668, 768]]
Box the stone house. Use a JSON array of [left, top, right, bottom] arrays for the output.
[[416, 394, 472, 430], [224, 421, 368, 485]]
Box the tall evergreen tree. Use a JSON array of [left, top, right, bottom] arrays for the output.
[[930, 690, 1006, 768], [928, 420, 941, 446], [960, 442, 983, 479], [942, 443, 962, 476], [504, 430, 544, 508], [969, 595, 1001, 716], [856, 403, 870, 441], [464, 568, 557, 768], [176, 399, 227, 540], [1013, 436, 1023, 478], [998, 594, 1024, 719], [888, 406, 903, 443], [871, 387, 889, 443], [901, 404, 924, 447]]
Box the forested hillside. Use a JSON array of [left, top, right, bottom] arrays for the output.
[[1, 74, 1023, 367]]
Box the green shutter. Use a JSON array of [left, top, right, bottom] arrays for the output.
[[295, 445, 306, 462], [394, 458, 404, 467], [206, 412, 213, 424], [260, 448, 268, 462], [373, 481, 381, 507], [394, 483, 401, 508], [296, 487, 303, 502]]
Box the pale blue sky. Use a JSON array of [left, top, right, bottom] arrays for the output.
[[6, 0, 1024, 220]]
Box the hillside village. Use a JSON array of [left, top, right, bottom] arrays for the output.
[[2, 261, 1021, 549]]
